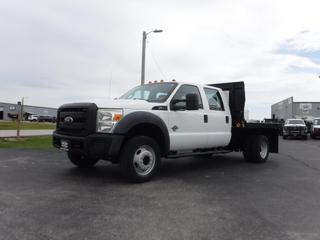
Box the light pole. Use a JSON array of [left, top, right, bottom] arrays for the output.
[[141, 29, 163, 85]]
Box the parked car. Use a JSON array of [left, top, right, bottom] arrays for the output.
[[310, 118, 320, 139], [7, 113, 18, 120], [283, 119, 308, 140], [38, 115, 56, 123], [28, 115, 39, 122], [53, 81, 279, 183]]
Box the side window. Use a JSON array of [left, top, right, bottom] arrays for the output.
[[204, 88, 224, 111], [171, 85, 203, 109]]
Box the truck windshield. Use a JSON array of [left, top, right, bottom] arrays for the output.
[[119, 83, 177, 102], [288, 119, 304, 125], [313, 119, 320, 125]]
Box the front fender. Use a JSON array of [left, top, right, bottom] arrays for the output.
[[113, 111, 170, 154]]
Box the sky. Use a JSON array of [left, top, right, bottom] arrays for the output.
[[1, 0, 320, 120]]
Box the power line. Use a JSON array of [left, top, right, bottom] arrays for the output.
[[147, 42, 169, 81]]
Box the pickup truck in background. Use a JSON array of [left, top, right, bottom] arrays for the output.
[[283, 119, 308, 140], [53, 81, 279, 182], [28, 114, 39, 122], [311, 118, 320, 139]]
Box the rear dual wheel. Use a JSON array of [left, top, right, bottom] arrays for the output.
[[243, 135, 269, 163]]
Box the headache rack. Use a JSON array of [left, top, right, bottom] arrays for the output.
[[208, 81, 279, 153], [208, 81, 245, 127]]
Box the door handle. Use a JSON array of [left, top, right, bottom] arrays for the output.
[[204, 114, 208, 123]]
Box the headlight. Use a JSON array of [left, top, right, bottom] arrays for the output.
[[96, 108, 123, 133]]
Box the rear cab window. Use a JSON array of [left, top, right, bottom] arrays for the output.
[[204, 87, 225, 111]]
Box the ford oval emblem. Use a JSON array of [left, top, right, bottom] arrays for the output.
[[64, 116, 74, 124]]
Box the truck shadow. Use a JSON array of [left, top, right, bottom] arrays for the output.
[[59, 152, 276, 185], [61, 163, 125, 184], [159, 154, 248, 179]]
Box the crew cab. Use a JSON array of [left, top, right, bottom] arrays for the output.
[[53, 81, 279, 182], [283, 119, 308, 140], [311, 118, 320, 139]]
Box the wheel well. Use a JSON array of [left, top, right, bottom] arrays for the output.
[[125, 123, 167, 156]]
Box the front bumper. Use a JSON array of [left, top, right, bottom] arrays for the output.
[[312, 129, 320, 137], [53, 131, 124, 160], [283, 130, 307, 137]]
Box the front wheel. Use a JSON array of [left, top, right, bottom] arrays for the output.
[[67, 150, 99, 168], [243, 135, 269, 163], [119, 136, 161, 183]]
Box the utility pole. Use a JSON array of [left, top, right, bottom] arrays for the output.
[[16, 97, 24, 138], [140, 29, 163, 85], [141, 31, 147, 86], [21, 97, 24, 121]]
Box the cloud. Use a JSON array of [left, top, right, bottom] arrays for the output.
[[277, 31, 320, 65], [1, 0, 320, 119]]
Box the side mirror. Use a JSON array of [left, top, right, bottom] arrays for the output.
[[186, 93, 199, 110], [171, 99, 185, 111]]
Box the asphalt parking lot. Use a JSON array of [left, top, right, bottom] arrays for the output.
[[1, 138, 320, 240]]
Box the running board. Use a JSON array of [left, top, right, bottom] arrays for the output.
[[166, 150, 231, 159]]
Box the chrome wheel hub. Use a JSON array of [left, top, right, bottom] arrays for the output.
[[260, 140, 268, 159], [133, 145, 156, 176]]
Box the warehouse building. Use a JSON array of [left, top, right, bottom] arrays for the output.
[[271, 97, 320, 121], [0, 101, 57, 121]]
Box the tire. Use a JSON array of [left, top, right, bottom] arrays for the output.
[[302, 135, 308, 140], [283, 135, 287, 140], [119, 136, 161, 183], [67, 150, 99, 168], [243, 135, 269, 163], [311, 134, 316, 139]]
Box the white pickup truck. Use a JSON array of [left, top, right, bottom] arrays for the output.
[[283, 119, 308, 139], [53, 81, 279, 182]]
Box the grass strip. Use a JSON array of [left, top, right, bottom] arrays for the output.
[[0, 121, 56, 130], [0, 136, 53, 149]]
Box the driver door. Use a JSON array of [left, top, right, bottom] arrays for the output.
[[168, 84, 208, 151]]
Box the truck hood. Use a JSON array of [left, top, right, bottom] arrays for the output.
[[313, 125, 320, 129], [97, 99, 160, 110]]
